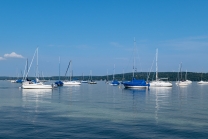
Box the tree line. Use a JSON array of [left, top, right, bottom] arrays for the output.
[[1, 72, 208, 81]]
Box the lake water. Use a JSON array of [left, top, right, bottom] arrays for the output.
[[0, 80, 208, 138]]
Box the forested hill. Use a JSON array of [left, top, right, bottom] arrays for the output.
[[1, 72, 208, 81]]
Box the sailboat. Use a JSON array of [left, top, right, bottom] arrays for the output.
[[39, 71, 47, 82], [81, 73, 88, 83], [12, 68, 24, 83], [55, 57, 64, 86], [184, 70, 192, 84], [122, 38, 150, 89], [197, 72, 208, 84], [63, 61, 81, 85], [22, 48, 53, 89], [88, 70, 97, 84], [105, 69, 109, 84], [110, 64, 120, 86], [150, 49, 172, 87], [10, 80, 16, 83], [15, 72, 24, 83], [176, 63, 188, 86]]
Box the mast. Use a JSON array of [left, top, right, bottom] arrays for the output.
[[107, 69, 108, 81], [71, 70, 73, 81], [70, 61, 72, 81], [113, 64, 115, 80], [59, 57, 60, 81], [180, 62, 182, 81], [42, 71, 45, 80], [122, 69, 124, 81], [27, 58, 28, 78], [133, 38, 136, 78], [36, 47, 39, 79], [177, 63, 180, 82], [185, 70, 187, 81], [90, 70, 92, 80], [156, 48, 158, 81]]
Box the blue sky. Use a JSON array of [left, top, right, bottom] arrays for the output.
[[0, 0, 208, 77]]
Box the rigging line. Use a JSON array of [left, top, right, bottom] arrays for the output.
[[64, 61, 71, 80], [147, 56, 155, 82], [23, 59, 27, 80], [24, 48, 38, 80]]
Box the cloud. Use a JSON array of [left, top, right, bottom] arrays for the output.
[[76, 45, 90, 50], [159, 36, 208, 51], [4, 52, 24, 58], [115, 57, 128, 60], [110, 42, 123, 48], [0, 57, 5, 60]]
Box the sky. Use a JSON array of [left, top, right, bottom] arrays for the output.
[[0, 0, 208, 77]]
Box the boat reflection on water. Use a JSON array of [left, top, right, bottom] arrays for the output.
[[150, 86, 172, 92], [123, 87, 149, 93], [150, 87, 172, 123], [64, 84, 81, 94], [121, 87, 149, 101], [22, 89, 52, 102]]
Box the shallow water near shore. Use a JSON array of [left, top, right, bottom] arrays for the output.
[[0, 80, 208, 138]]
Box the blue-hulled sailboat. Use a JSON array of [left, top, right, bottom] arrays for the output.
[[110, 64, 120, 86], [123, 78, 149, 88], [55, 57, 63, 86], [122, 38, 149, 89]]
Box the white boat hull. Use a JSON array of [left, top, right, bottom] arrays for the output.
[[176, 81, 188, 86], [124, 85, 148, 89], [63, 81, 81, 85], [185, 80, 192, 84], [81, 80, 88, 83], [88, 82, 97, 84], [110, 84, 119, 86], [198, 81, 208, 84], [150, 81, 172, 87], [22, 82, 52, 89]]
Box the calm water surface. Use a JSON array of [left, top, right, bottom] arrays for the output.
[[0, 80, 208, 138]]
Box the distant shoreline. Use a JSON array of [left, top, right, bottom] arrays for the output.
[[1, 72, 208, 81]]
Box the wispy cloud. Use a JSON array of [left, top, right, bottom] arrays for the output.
[[110, 42, 123, 48], [47, 44, 66, 48], [115, 57, 128, 60], [4, 52, 24, 58], [76, 45, 90, 50], [48, 44, 55, 47], [159, 36, 208, 50], [0, 57, 5, 60]]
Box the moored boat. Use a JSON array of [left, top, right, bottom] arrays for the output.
[[122, 38, 149, 89], [150, 49, 172, 87]]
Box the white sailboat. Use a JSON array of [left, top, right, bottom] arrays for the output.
[[63, 60, 81, 85], [81, 73, 88, 83], [197, 72, 208, 84], [10, 80, 16, 83], [105, 69, 109, 84], [110, 64, 120, 86], [22, 48, 53, 89], [176, 63, 188, 86], [150, 49, 172, 87], [22, 78, 53, 89], [184, 70, 192, 84], [198, 81, 208, 84], [88, 70, 97, 84], [39, 71, 47, 82]]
